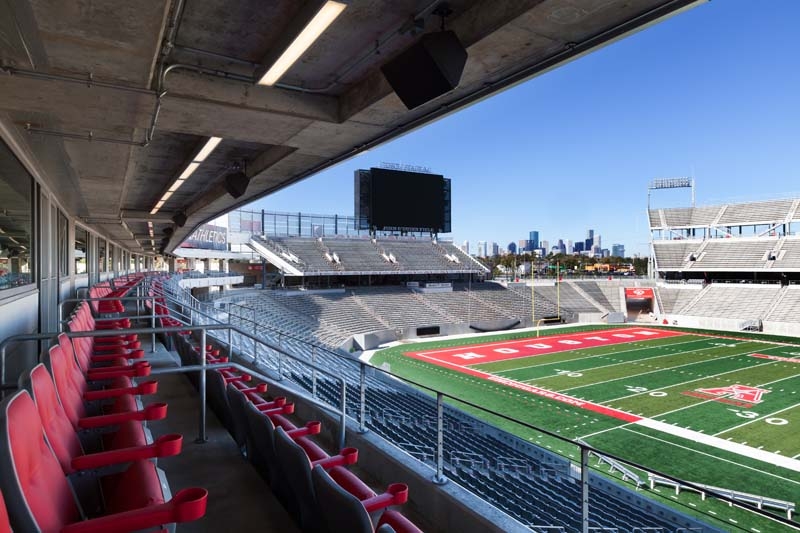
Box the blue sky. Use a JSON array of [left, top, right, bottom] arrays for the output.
[[247, 0, 800, 257]]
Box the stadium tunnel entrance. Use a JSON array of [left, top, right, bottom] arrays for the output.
[[625, 287, 654, 321]]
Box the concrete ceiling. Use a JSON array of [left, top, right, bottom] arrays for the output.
[[0, 0, 704, 255]]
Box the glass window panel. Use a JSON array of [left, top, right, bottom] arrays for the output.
[[98, 238, 106, 272], [58, 210, 68, 277], [74, 225, 88, 275], [0, 140, 33, 291]]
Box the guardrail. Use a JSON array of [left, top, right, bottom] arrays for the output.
[[0, 322, 349, 449]]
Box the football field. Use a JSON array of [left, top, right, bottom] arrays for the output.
[[370, 325, 800, 531]]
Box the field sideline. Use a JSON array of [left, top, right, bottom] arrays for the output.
[[369, 324, 800, 531]]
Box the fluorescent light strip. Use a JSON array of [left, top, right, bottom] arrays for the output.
[[257, 1, 346, 86], [194, 137, 222, 162], [150, 137, 222, 214]]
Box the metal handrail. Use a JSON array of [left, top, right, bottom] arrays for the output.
[[0, 322, 348, 449]]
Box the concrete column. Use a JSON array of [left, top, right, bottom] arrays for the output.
[[203, 258, 211, 272], [222, 259, 229, 273], [168, 257, 177, 273], [188, 258, 196, 271]]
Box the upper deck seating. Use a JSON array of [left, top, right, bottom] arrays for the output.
[[0, 390, 207, 532], [660, 206, 723, 228], [717, 198, 795, 225]]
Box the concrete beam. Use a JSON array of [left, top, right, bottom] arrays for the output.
[[163, 70, 339, 123]]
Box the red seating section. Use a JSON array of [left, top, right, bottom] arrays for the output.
[[88, 276, 140, 315], [0, 390, 207, 532]]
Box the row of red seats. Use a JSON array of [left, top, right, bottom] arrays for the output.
[[88, 275, 141, 315], [0, 328, 207, 531], [173, 328, 423, 532]]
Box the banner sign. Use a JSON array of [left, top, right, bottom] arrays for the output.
[[181, 224, 227, 251], [625, 287, 654, 299]]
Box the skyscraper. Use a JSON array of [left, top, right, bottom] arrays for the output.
[[518, 239, 530, 252], [612, 244, 625, 257], [507, 242, 517, 254], [529, 231, 539, 250], [461, 240, 470, 255], [490, 242, 499, 257], [477, 241, 487, 257]]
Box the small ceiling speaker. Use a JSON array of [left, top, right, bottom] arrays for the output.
[[163, 227, 174, 236], [224, 171, 250, 199], [172, 212, 187, 227], [380, 30, 467, 110]]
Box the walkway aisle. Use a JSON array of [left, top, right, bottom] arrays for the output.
[[144, 343, 299, 532]]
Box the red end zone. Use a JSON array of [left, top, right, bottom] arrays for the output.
[[404, 327, 684, 423], [406, 327, 682, 366]]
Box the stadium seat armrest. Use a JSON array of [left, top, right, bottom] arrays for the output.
[[237, 383, 267, 394], [257, 403, 294, 415], [361, 484, 409, 513], [311, 447, 358, 470], [77, 402, 167, 428], [87, 361, 151, 380], [252, 397, 286, 411], [59, 487, 208, 533], [287, 421, 321, 439], [70, 434, 183, 470], [221, 372, 251, 384], [83, 380, 158, 400]]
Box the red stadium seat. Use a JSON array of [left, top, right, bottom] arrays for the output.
[[0, 390, 207, 533]]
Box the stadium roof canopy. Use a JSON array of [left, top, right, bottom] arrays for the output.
[[0, 0, 702, 255]]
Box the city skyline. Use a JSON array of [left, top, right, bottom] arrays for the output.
[[247, 0, 800, 258], [463, 228, 626, 259]]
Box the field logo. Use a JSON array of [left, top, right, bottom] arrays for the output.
[[684, 384, 770, 408]]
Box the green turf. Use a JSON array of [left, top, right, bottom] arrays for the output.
[[370, 324, 800, 531]]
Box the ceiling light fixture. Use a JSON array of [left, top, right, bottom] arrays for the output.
[[257, 1, 347, 86], [150, 136, 223, 215]]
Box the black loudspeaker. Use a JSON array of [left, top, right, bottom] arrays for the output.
[[163, 227, 174, 236], [224, 171, 250, 199], [381, 31, 467, 110], [172, 212, 187, 228]]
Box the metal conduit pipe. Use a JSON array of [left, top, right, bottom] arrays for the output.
[[3, 66, 160, 146], [1, 66, 157, 96]]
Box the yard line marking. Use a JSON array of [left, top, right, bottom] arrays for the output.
[[619, 427, 800, 485], [494, 337, 714, 375], [633, 420, 800, 473], [554, 346, 768, 394], [530, 343, 758, 385], [713, 401, 800, 436], [594, 346, 789, 403]]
